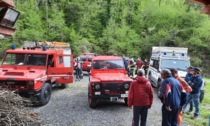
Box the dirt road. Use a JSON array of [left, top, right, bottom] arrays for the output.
[[32, 73, 189, 126]]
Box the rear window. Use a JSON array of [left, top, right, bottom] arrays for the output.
[[88, 56, 92, 62], [80, 56, 86, 61]]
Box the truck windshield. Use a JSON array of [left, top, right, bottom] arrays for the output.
[[2, 53, 47, 66], [80, 56, 86, 62], [161, 59, 189, 71], [92, 60, 124, 69]]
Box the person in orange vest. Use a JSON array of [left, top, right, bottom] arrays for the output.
[[170, 68, 192, 126]]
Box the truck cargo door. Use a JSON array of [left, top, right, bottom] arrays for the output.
[[48, 54, 74, 84]]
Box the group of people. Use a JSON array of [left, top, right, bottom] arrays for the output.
[[128, 66, 203, 126], [123, 57, 149, 78]]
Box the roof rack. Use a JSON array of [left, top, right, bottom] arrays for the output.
[[23, 41, 70, 48]]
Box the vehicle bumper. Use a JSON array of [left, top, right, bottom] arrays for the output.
[[88, 93, 128, 100], [18, 89, 41, 98]]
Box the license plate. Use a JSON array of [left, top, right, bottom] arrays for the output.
[[121, 94, 128, 98], [110, 97, 118, 101]]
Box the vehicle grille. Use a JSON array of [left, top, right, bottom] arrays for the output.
[[101, 83, 124, 91], [0, 80, 27, 89]]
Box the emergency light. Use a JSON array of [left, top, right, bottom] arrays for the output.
[[11, 44, 16, 49], [163, 52, 167, 55], [181, 53, 185, 56]]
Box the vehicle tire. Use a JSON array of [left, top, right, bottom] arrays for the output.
[[88, 97, 97, 108], [148, 72, 154, 86], [88, 83, 97, 108], [124, 98, 128, 106], [60, 84, 68, 89], [39, 83, 52, 106], [157, 80, 162, 98], [200, 91, 204, 102]]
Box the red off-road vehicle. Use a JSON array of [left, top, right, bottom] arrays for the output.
[[88, 56, 133, 108], [79, 53, 96, 71], [0, 42, 74, 106]]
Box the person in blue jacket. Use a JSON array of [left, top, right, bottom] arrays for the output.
[[184, 66, 194, 113], [160, 69, 186, 126], [183, 67, 203, 119]]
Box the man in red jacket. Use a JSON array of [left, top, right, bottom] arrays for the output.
[[136, 57, 143, 69], [128, 69, 153, 126]]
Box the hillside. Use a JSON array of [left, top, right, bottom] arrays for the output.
[[1, 0, 210, 75]]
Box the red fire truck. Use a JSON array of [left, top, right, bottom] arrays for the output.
[[0, 41, 74, 105], [88, 56, 133, 108], [79, 53, 96, 71]]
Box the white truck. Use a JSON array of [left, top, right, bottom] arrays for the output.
[[148, 47, 190, 88], [148, 46, 205, 102]]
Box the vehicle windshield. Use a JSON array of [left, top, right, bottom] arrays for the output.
[[92, 60, 124, 69], [2, 53, 47, 66], [160, 59, 189, 71], [88, 56, 92, 62], [80, 56, 86, 62]]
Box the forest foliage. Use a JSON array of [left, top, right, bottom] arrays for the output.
[[1, 0, 210, 75]]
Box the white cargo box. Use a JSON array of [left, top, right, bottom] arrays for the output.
[[151, 47, 188, 59]]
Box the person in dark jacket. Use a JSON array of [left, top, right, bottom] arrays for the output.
[[160, 69, 186, 126], [183, 67, 203, 119], [143, 59, 149, 76], [184, 66, 194, 113], [128, 69, 153, 126]]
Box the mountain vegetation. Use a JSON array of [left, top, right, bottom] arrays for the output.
[[1, 0, 210, 75]]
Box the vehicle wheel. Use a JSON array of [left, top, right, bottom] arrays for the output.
[[200, 91, 204, 102], [88, 97, 97, 108], [60, 84, 68, 89], [157, 80, 162, 98], [124, 98, 128, 106], [39, 83, 52, 106]]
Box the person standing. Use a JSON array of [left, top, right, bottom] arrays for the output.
[[128, 69, 153, 126], [74, 57, 82, 81], [124, 58, 129, 74], [160, 69, 186, 126], [136, 57, 143, 69], [136, 58, 143, 74], [170, 68, 191, 126], [143, 59, 149, 76], [183, 67, 203, 119], [184, 66, 194, 113]]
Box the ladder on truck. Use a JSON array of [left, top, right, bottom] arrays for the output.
[[23, 41, 72, 54], [23, 41, 70, 48]]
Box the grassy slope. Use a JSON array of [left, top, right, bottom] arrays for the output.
[[183, 78, 210, 126]]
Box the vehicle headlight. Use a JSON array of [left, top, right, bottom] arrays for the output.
[[28, 81, 34, 86], [95, 84, 101, 90], [124, 83, 130, 89]]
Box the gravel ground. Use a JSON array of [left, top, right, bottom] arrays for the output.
[[32, 73, 190, 126]]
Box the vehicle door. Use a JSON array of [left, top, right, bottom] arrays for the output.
[[149, 59, 160, 82], [48, 54, 74, 84]]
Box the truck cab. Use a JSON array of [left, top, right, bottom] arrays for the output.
[[88, 56, 133, 108], [0, 42, 74, 105]]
